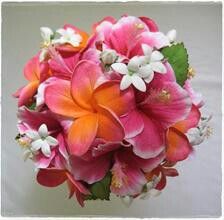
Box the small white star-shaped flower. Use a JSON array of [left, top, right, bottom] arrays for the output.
[[39, 27, 54, 62], [52, 27, 82, 47], [112, 56, 147, 92], [26, 124, 58, 157]]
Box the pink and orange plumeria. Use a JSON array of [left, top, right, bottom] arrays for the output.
[[14, 15, 211, 206]]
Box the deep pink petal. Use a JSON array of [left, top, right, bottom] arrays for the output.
[[110, 151, 147, 196], [139, 16, 159, 32], [141, 81, 192, 128], [34, 150, 56, 169], [70, 153, 111, 184], [128, 113, 165, 159], [17, 107, 61, 132], [120, 110, 144, 139]]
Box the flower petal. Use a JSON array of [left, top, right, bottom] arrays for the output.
[[23, 56, 40, 81], [18, 81, 39, 107], [128, 56, 141, 72], [26, 130, 39, 140], [151, 62, 166, 74], [70, 153, 111, 184], [151, 51, 164, 62], [94, 81, 135, 116], [138, 64, 153, 78], [166, 127, 193, 162], [67, 114, 98, 156], [46, 136, 59, 146], [38, 124, 48, 138], [120, 74, 132, 90], [71, 60, 103, 111], [111, 63, 128, 75], [142, 81, 192, 128], [31, 139, 43, 151], [128, 114, 165, 159], [37, 168, 67, 187], [41, 140, 51, 157], [173, 104, 201, 133], [141, 44, 152, 56], [120, 110, 144, 139], [131, 75, 146, 92], [97, 106, 125, 142], [45, 79, 89, 118]]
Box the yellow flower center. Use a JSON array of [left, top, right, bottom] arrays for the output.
[[158, 89, 171, 103], [135, 23, 145, 29]]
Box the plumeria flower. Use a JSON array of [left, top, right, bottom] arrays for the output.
[[52, 27, 82, 47], [26, 124, 58, 157], [166, 29, 177, 43], [39, 27, 54, 62], [111, 56, 148, 92]]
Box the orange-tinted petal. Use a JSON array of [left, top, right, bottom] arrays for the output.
[[68, 114, 98, 156], [45, 79, 89, 118], [93, 81, 135, 116], [71, 60, 103, 111], [173, 104, 201, 133], [97, 106, 125, 142], [166, 127, 192, 162], [18, 81, 39, 107], [23, 55, 40, 81]]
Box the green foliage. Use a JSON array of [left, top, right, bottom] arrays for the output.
[[161, 43, 189, 86], [27, 102, 36, 110], [85, 172, 112, 201]]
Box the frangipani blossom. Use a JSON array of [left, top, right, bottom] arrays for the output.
[[45, 60, 135, 156], [26, 124, 58, 157], [13, 55, 50, 107]]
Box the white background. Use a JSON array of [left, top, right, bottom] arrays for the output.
[[1, 2, 222, 217]]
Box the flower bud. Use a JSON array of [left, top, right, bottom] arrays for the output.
[[100, 49, 117, 65], [166, 29, 177, 43]]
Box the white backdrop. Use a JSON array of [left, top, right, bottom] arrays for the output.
[[1, 2, 222, 217]]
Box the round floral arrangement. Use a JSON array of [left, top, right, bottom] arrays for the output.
[[14, 15, 211, 207]]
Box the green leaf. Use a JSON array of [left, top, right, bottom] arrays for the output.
[[161, 43, 189, 86], [27, 102, 36, 110], [85, 172, 112, 201]]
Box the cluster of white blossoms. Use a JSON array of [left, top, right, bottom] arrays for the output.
[[111, 44, 167, 92], [21, 124, 58, 160], [39, 27, 82, 62]]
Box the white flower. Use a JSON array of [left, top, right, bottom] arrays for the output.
[[166, 29, 177, 43], [26, 124, 58, 157], [138, 174, 162, 200], [111, 44, 166, 92], [39, 27, 54, 62], [112, 56, 147, 92], [120, 195, 133, 207], [141, 44, 167, 76], [52, 28, 82, 47], [186, 114, 212, 146]]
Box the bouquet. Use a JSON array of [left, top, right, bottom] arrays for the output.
[[14, 15, 211, 207]]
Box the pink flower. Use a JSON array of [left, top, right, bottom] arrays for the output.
[[121, 63, 192, 159], [45, 60, 135, 156], [13, 55, 50, 107]]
